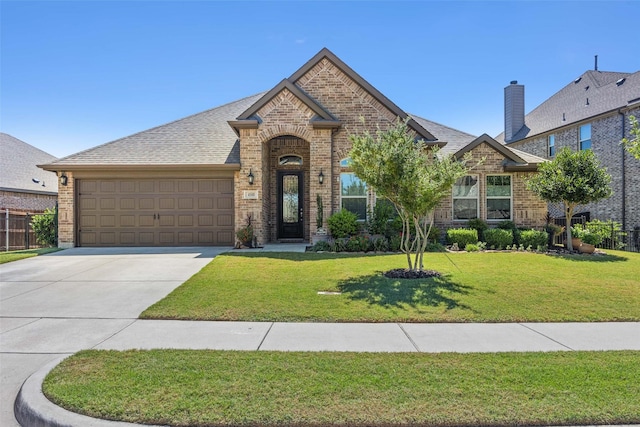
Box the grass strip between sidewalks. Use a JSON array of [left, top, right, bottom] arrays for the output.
[[44, 349, 640, 427], [141, 251, 640, 322]]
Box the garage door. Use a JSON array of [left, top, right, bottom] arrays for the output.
[[77, 178, 234, 246]]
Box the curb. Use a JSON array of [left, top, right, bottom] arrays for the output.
[[14, 354, 640, 427], [14, 356, 166, 427]]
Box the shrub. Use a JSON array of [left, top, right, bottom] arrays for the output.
[[467, 219, 488, 241], [31, 208, 57, 247], [426, 242, 446, 252], [310, 240, 332, 252], [497, 220, 516, 230], [586, 219, 625, 249], [519, 229, 548, 252], [446, 228, 478, 248], [428, 225, 441, 243], [370, 235, 389, 252], [346, 235, 370, 252], [389, 234, 402, 252], [331, 238, 348, 252], [327, 210, 359, 238], [484, 228, 513, 249], [367, 200, 395, 236], [235, 214, 254, 247], [465, 243, 480, 252], [581, 230, 603, 246]]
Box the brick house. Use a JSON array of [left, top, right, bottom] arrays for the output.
[[41, 48, 546, 248], [496, 69, 640, 230], [1, 133, 58, 214]]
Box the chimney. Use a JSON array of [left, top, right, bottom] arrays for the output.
[[504, 80, 525, 142]]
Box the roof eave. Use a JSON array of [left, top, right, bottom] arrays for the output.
[[39, 163, 241, 172]]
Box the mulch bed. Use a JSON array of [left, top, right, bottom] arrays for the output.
[[383, 269, 442, 279]]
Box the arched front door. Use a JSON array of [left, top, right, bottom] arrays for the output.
[[277, 171, 304, 239]]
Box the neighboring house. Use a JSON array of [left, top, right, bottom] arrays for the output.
[[0, 133, 58, 214], [496, 69, 640, 230], [41, 48, 546, 248]]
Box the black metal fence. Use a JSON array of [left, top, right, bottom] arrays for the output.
[[551, 216, 640, 253]]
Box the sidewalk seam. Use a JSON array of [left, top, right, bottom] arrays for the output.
[[518, 323, 575, 351], [90, 319, 139, 350], [256, 322, 275, 350], [398, 323, 421, 352]]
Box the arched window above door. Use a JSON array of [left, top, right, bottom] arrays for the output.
[[279, 155, 303, 165]]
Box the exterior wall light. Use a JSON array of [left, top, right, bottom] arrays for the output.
[[318, 169, 324, 184], [60, 173, 68, 186], [248, 169, 254, 185]]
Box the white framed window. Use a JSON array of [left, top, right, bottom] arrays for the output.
[[548, 134, 555, 157], [486, 175, 512, 221], [340, 173, 367, 220], [579, 124, 591, 150], [452, 175, 479, 220]]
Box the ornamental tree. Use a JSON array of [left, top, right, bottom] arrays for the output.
[[526, 147, 612, 251], [622, 115, 640, 160], [349, 118, 473, 272]]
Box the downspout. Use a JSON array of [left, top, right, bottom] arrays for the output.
[[619, 110, 626, 231]]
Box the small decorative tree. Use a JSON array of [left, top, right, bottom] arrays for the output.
[[622, 115, 640, 160], [526, 148, 612, 251], [349, 118, 474, 272], [235, 214, 254, 248]]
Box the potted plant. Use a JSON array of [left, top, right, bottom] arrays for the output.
[[312, 194, 328, 245], [570, 226, 585, 250], [579, 230, 602, 254], [235, 214, 254, 248]]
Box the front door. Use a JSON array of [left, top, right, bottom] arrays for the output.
[[278, 171, 304, 239]]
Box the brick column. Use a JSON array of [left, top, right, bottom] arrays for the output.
[[310, 128, 333, 235], [57, 171, 75, 248]]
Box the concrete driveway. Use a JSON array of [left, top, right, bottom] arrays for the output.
[[0, 247, 228, 427]]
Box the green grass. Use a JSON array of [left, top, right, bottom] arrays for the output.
[[44, 349, 640, 427], [141, 250, 640, 322], [0, 247, 60, 264]]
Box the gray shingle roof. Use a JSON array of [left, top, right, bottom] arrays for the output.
[[410, 114, 477, 154], [496, 70, 640, 143], [44, 93, 265, 168], [0, 133, 58, 194]]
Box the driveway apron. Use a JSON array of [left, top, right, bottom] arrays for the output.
[[0, 247, 226, 427]]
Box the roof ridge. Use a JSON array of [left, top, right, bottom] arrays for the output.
[[409, 113, 477, 138]]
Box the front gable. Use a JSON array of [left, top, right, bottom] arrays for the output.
[[455, 134, 544, 172]]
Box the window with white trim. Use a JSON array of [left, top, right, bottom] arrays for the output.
[[579, 124, 591, 150], [486, 175, 512, 220], [340, 173, 367, 220], [452, 175, 479, 220], [548, 134, 556, 157]]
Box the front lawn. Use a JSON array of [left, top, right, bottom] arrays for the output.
[[0, 247, 60, 264], [44, 349, 640, 427], [141, 250, 640, 322]]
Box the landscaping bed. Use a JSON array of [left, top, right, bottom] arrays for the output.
[[44, 349, 640, 427], [141, 250, 640, 322]]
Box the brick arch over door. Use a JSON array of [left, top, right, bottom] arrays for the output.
[[257, 124, 314, 145]]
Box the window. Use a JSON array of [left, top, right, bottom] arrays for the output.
[[340, 173, 367, 220], [486, 175, 512, 220], [579, 124, 591, 150], [279, 155, 303, 165], [340, 158, 352, 167], [452, 175, 479, 220], [548, 134, 555, 157]]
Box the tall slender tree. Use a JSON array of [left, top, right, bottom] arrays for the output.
[[526, 147, 612, 251], [622, 115, 640, 160], [349, 119, 472, 272]]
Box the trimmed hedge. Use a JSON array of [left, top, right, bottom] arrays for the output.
[[519, 230, 548, 251], [446, 228, 478, 248], [484, 228, 513, 249]]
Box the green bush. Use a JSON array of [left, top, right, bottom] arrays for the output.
[[467, 219, 488, 241], [346, 235, 370, 252], [426, 242, 446, 252], [446, 228, 478, 248], [370, 235, 389, 252], [310, 240, 332, 252], [586, 219, 625, 249], [519, 230, 548, 251], [427, 225, 441, 243], [31, 208, 57, 247], [389, 234, 402, 252], [331, 238, 348, 252], [367, 200, 395, 236], [327, 210, 359, 238], [484, 228, 513, 249], [465, 243, 481, 252]]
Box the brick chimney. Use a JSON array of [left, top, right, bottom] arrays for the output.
[[504, 80, 525, 142]]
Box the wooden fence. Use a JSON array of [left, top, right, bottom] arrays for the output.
[[1, 210, 51, 251]]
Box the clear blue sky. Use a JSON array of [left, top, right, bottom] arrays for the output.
[[2, 0, 638, 158]]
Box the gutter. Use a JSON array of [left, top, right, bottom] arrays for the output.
[[619, 110, 626, 230]]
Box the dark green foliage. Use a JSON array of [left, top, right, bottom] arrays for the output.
[[346, 235, 371, 252], [310, 241, 332, 252], [370, 235, 390, 252], [467, 219, 488, 241], [586, 219, 625, 249], [30, 208, 57, 246], [519, 230, 548, 251], [367, 199, 395, 236], [446, 228, 478, 247], [484, 228, 514, 249], [327, 209, 359, 238]]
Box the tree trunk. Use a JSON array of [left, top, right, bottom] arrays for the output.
[[565, 204, 576, 251]]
